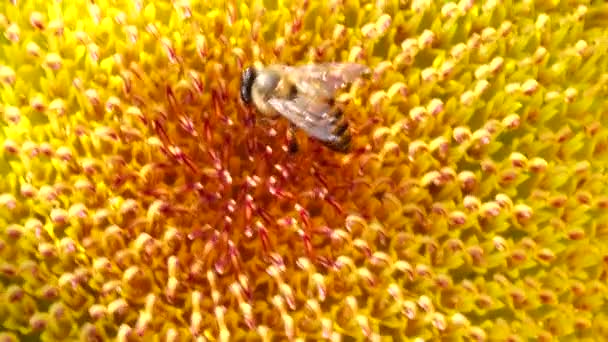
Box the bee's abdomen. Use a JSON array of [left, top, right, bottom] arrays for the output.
[[324, 109, 351, 153], [324, 131, 351, 152]]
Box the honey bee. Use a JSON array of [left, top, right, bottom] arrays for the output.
[[240, 62, 370, 153]]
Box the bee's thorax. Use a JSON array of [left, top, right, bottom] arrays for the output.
[[251, 71, 285, 118], [254, 72, 280, 97]]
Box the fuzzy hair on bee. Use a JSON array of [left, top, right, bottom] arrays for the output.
[[239, 62, 370, 153]]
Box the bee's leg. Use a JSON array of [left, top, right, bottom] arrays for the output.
[[287, 123, 299, 153], [257, 116, 272, 126]]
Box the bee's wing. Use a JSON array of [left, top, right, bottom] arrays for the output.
[[267, 96, 344, 144], [283, 63, 370, 99]]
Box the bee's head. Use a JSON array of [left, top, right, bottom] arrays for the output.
[[240, 66, 257, 105]]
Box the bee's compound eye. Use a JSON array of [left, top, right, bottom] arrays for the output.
[[240, 67, 256, 104]]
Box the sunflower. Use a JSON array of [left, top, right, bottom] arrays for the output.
[[1, 0, 608, 341]]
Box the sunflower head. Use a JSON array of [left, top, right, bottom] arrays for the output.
[[1, 0, 608, 341]]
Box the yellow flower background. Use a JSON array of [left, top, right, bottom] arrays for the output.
[[1, 0, 608, 340]]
